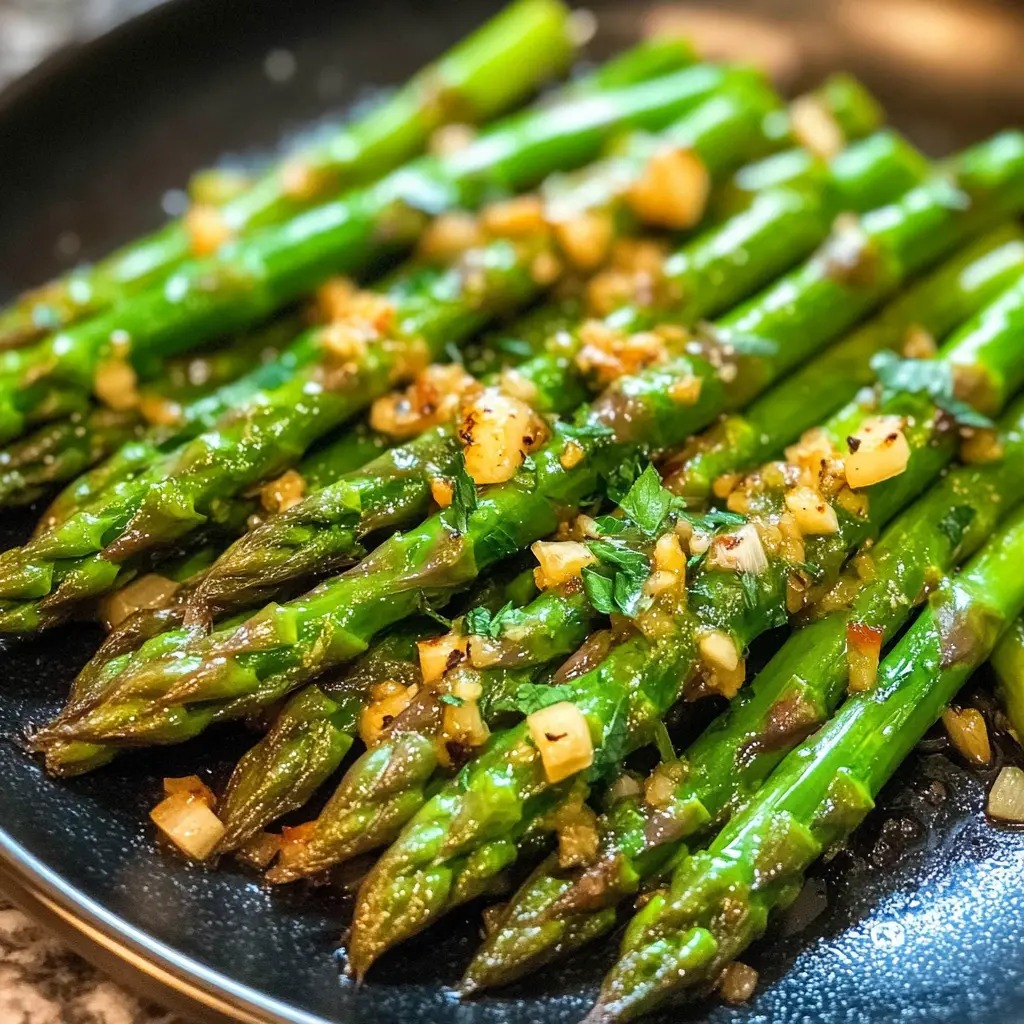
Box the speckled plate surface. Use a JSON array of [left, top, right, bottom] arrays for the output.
[[1, 1, 1024, 1021]]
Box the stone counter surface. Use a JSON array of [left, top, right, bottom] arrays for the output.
[[0, 899, 180, 1023]]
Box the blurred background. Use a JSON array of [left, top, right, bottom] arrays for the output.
[[0, 0, 159, 85]]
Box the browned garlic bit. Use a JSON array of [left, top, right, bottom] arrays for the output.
[[643, 759, 687, 809], [260, 468, 306, 514], [901, 323, 937, 359], [942, 706, 992, 765], [784, 484, 839, 535], [707, 524, 768, 575], [625, 144, 711, 230], [418, 211, 485, 262], [481, 195, 547, 238], [150, 775, 224, 861], [846, 621, 884, 693], [359, 679, 420, 748], [573, 319, 671, 385], [697, 630, 745, 698], [844, 415, 911, 488], [550, 209, 615, 271], [429, 476, 454, 508], [185, 203, 233, 256], [719, 962, 759, 1004], [137, 392, 184, 427], [370, 363, 481, 439], [789, 93, 844, 159], [549, 786, 600, 868], [315, 276, 358, 322], [959, 426, 1004, 464], [527, 700, 594, 783], [318, 291, 399, 378], [440, 666, 490, 749], [644, 531, 687, 602], [987, 766, 1024, 822], [532, 540, 597, 589], [459, 390, 548, 484], [94, 356, 140, 412], [417, 632, 469, 685], [99, 573, 180, 631], [585, 238, 671, 317], [428, 122, 477, 157], [280, 159, 331, 202], [560, 439, 586, 469]]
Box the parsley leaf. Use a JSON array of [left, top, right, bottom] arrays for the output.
[[679, 507, 747, 532], [582, 565, 616, 614], [605, 452, 646, 504], [440, 455, 478, 534], [871, 350, 993, 428], [618, 464, 673, 536], [587, 540, 652, 617], [438, 693, 464, 707], [590, 515, 630, 536], [589, 695, 632, 781], [936, 504, 976, 552], [513, 683, 579, 715], [558, 420, 615, 441], [464, 601, 522, 640]]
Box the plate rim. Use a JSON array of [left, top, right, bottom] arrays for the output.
[[0, 812, 329, 1024]]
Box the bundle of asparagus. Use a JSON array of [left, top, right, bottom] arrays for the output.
[[3, 6, 1023, 1020]]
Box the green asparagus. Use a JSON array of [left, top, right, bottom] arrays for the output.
[[0, 318, 300, 508], [590, 500, 1024, 1022], [990, 612, 1024, 743], [463, 381, 1024, 994], [663, 222, 1024, 502], [34, 126, 936, 756], [262, 581, 599, 879], [0, 63, 751, 444], [0, 0, 579, 351], [345, 245, 1024, 975]]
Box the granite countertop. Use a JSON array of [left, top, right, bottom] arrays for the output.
[[0, 7, 178, 1024]]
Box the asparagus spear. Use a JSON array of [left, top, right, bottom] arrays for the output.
[[212, 590, 494, 858], [0, 0, 580, 351], [344, 253, 1024, 974], [0, 70, 793, 630], [261, 581, 600, 877], [182, 76, 807, 621], [990, 613, 1024, 743], [33, 320, 322, 535], [0, 65, 749, 444], [664, 222, 1024, 502], [0, 318, 301, 509], [591, 500, 1024, 1022], [0, 230, 574, 626], [35, 124, 935, 756], [42, 133, 1013, 767], [463, 377, 1024, 994]]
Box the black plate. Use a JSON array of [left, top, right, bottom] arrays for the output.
[[2, 1, 1024, 1022]]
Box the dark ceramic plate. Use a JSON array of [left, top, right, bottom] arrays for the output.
[[2, 1, 1024, 1021]]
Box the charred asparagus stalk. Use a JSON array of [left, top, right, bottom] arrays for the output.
[[590, 499, 1024, 1022], [464, 376, 1024, 995], [345, 245, 1024, 975], [34, 125, 935, 755]]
